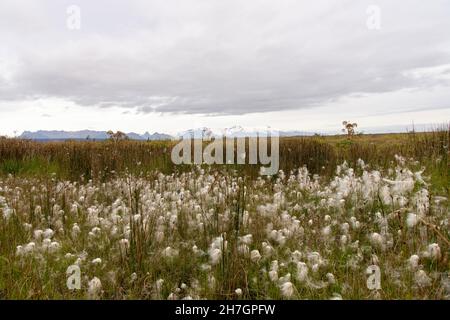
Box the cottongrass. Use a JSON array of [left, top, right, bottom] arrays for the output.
[[0, 156, 448, 299], [87, 277, 102, 299]]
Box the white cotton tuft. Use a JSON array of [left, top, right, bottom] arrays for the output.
[[119, 238, 129, 251], [280, 281, 294, 298], [296, 262, 308, 282], [307, 252, 322, 266], [15, 245, 24, 257], [240, 234, 253, 245], [33, 230, 43, 241], [269, 270, 278, 282], [408, 255, 420, 270], [262, 242, 274, 256], [322, 225, 332, 237], [250, 250, 261, 263], [415, 270, 432, 288], [43, 228, 54, 239], [330, 293, 343, 300], [71, 224, 81, 238], [209, 248, 222, 265], [155, 279, 164, 293], [87, 277, 102, 299], [162, 246, 179, 259], [340, 235, 348, 246], [406, 213, 419, 228], [48, 241, 60, 253], [278, 273, 291, 285], [370, 233, 384, 248], [24, 242, 35, 254], [341, 223, 350, 234], [326, 273, 336, 285], [238, 244, 249, 255], [427, 243, 441, 261]]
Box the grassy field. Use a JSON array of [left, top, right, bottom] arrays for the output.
[[0, 127, 449, 299]]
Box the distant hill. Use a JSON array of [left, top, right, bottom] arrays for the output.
[[19, 127, 328, 141], [19, 130, 173, 141], [19, 128, 321, 141]]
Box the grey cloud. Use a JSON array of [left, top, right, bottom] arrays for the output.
[[1, 0, 450, 115]]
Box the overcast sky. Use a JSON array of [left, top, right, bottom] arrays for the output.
[[0, 0, 449, 135]]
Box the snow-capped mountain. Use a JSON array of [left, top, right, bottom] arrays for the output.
[[175, 126, 314, 138], [175, 127, 214, 139]]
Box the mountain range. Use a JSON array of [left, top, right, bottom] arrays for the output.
[[19, 128, 315, 141], [17, 123, 433, 141], [19, 130, 173, 141]]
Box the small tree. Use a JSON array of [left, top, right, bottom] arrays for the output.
[[107, 130, 128, 142], [342, 121, 358, 137]]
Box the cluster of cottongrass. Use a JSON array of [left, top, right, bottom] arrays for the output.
[[0, 155, 448, 299]]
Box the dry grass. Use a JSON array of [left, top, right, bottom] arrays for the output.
[[0, 126, 448, 187]]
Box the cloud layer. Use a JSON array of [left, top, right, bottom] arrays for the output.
[[1, 0, 450, 117]]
